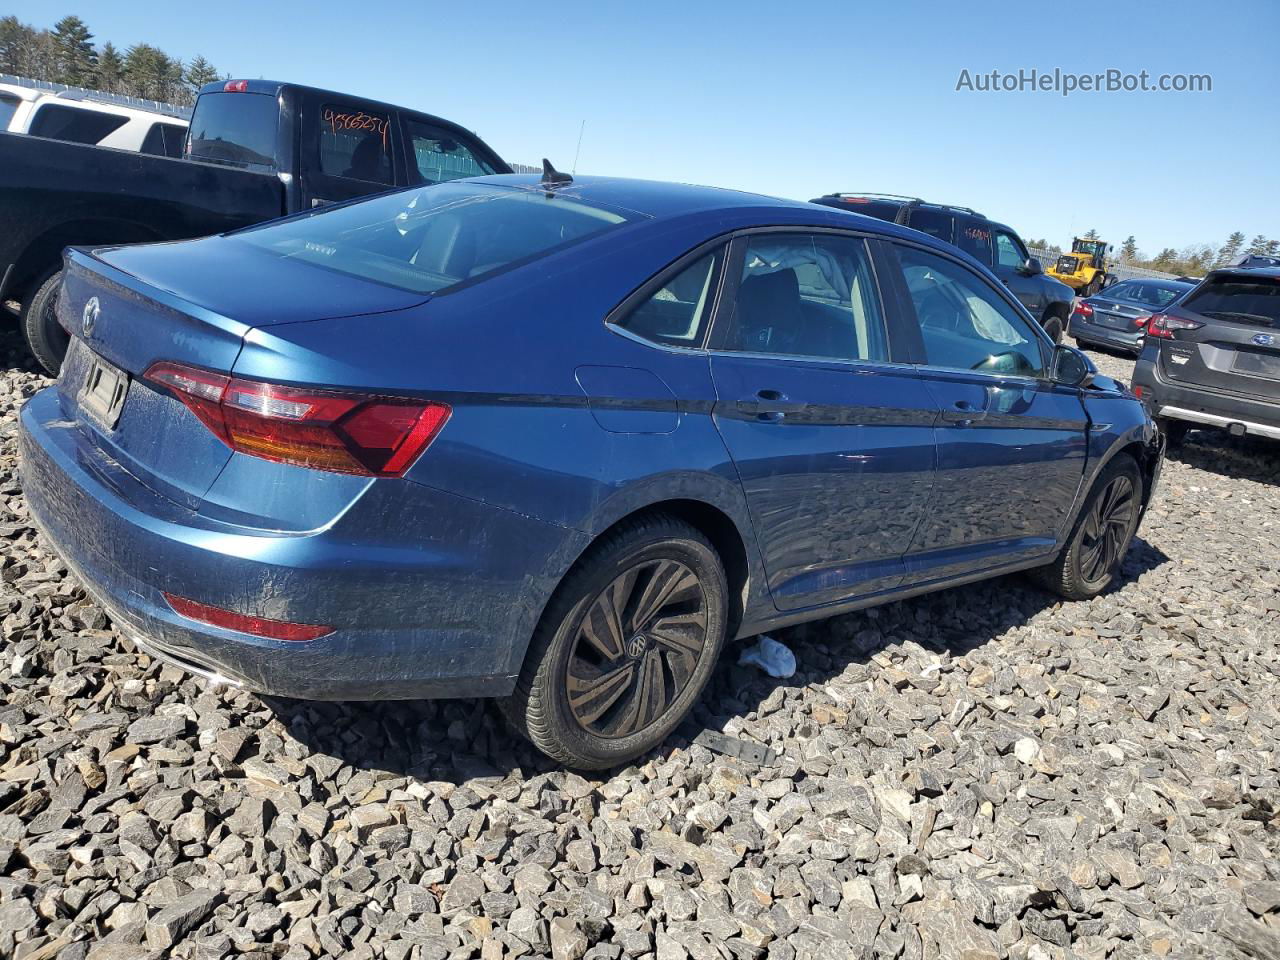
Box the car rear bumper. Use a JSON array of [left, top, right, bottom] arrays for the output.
[[19, 386, 582, 700], [1132, 358, 1280, 439], [1069, 316, 1143, 353]]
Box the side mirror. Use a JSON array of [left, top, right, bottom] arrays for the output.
[[1052, 344, 1095, 387], [1019, 257, 1043, 276]]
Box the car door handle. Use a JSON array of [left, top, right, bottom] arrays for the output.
[[941, 399, 990, 426], [737, 390, 807, 419]]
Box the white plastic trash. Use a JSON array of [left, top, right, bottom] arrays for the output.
[[737, 634, 796, 679]]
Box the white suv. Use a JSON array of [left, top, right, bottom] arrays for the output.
[[0, 79, 189, 156]]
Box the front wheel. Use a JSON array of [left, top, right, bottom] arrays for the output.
[[1031, 455, 1143, 600], [1041, 314, 1064, 344], [21, 269, 70, 377], [501, 514, 728, 769]]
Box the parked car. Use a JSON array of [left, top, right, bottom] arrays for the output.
[[0, 75, 188, 155], [19, 174, 1162, 769], [1132, 266, 1280, 443], [1069, 277, 1196, 355], [810, 193, 1076, 341], [0, 78, 509, 374]]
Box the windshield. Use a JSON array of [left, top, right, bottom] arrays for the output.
[[1183, 277, 1280, 328], [1072, 239, 1105, 256], [187, 92, 278, 170], [1104, 281, 1189, 309], [234, 181, 636, 295]]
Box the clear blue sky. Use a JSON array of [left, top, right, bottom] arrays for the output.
[[27, 0, 1280, 254]]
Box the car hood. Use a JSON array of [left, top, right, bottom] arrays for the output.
[[92, 234, 430, 328]]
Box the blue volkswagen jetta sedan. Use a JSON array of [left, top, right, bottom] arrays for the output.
[[19, 173, 1162, 768]]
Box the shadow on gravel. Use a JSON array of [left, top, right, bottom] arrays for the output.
[[1167, 431, 1280, 488], [267, 537, 1171, 784]]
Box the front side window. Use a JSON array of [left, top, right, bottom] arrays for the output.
[[319, 103, 393, 184], [617, 250, 722, 348], [896, 245, 1045, 377], [187, 92, 278, 170], [994, 231, 1027, 269], [407, 120, 497, 185], [235, 181, 635, 295], [719, 234, 888, 362], [28, 104, 128, 144]]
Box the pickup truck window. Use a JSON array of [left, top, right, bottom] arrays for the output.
[[140, 122, 186, 158], [235, 181, 634, 295], [406, 119, 496, 185], [320, 104, 393, 184], [28, 105, 128, 145], [0, 94, 18, 129], [188, 92, 278, 171]]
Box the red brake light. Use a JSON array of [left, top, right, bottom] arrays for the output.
[[1145, 313, 1203, 340], [224, 80, 249, 93], [1134, 315, 1151, 329], [143, 362, 450, 477], [164, 592, 331, 642], [1073, 301, 1093, 319]]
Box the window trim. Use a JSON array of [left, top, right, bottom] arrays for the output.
[[883, 236, 1058, 383], [604, 236, 731, 352], [703, 227, 901, 367]]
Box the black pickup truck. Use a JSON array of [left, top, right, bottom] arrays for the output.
[[0, 78, 510, 373]]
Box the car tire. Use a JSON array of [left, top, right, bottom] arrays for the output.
[[501, 513, 729, 770], [21, 269, 70, 377], [1031, 454, 1143, 601], [1041, 314, 1064, 344]]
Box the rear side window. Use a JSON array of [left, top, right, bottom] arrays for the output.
[[0, 94, 19, 129], [319, 103, 393, 184], [187, 92, 278, 170], [140, 122, 186, 157], [617, 250, 722, 348], [906, 208, 955, 245], [1183, 277, 1280, 327], [719, 233, 888, 362], [955, 219, 992, 265], [28, 104, 128, 144], [235, 182, 635, 295], [406, 119, 497, 185]]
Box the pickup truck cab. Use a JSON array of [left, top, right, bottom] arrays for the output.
[[1, 78, 510, 373]]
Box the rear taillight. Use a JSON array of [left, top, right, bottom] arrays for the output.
[[1145, 314, 1203, 340], [164, 592, 331, 642], [143, 361, 450, 477], [1134, 315, 1151, 329], [1072, 301, 1094, 319]]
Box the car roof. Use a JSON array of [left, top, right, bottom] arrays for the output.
[[1205, 266, 1280, 281]]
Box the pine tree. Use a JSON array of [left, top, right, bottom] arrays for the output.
[[0, 15, 36, 74], [1083, 228, 1099, 240], [1246, 234, 1270, 256], [1120, 236, 1138, 262], [1152, 248, 1178, 270], [123, 43, 182, 101], [1215, 231, 1245, 267], [51, 15, 97, 86], [97, 42, 125, 93], [184, 56, 221, 96], [1266, 239, 1280, 257]]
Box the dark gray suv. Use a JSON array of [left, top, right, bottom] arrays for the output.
[[1131, 267, 1280, 443], [811, 193, 1077, 341]]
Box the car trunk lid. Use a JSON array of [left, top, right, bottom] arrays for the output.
[[1088, 296, 1149, 332], [1155, 274, 1280, 402]]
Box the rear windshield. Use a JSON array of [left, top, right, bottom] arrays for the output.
[[28, 104, 128, 144], [1183, 277, 1280, 328], [1105, 280, 1189, 309], [234, 181, 636, 295], [187, 92, 278, 170]]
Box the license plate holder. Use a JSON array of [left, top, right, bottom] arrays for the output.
[[1232, 350, 1280, 381], [78, 352, 129, 430]]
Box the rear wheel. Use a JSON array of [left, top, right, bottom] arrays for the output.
[[1084, 275, 1103, 298], [21, 269, 69, 377], [501, 514, 728, 769], [1041, 313, 1064, 344], [1032, 455, 1143, 600]]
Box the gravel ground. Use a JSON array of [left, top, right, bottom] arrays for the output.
[[1, 330, 1278, 960]]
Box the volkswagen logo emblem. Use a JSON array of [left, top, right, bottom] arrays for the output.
[[1253, 333, 1275, 347], [81, 297, 100, 338], [626, 634, 650, 659]]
